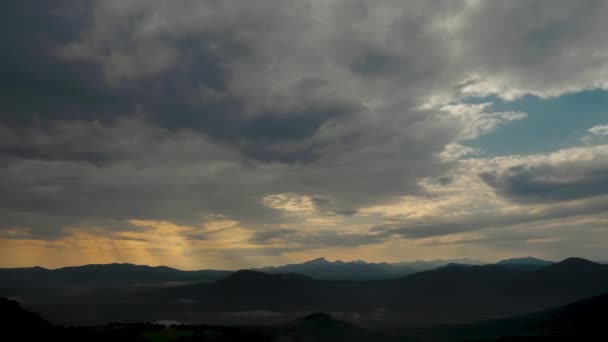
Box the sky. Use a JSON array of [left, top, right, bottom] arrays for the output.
[[2, 0, 608, 269]]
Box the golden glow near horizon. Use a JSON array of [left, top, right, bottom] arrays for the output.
[[1, 218, 258, 270]]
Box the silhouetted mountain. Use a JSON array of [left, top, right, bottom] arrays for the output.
[[277, 312, 395, 342], [254, 257, 412, 280], [541, 256, 597, 269], [253, 257, 485, 280], [52, 263, 231, 284], [420, 291, 608, 341], [518, 257, 608, 305], [151, 270, 325, 320], [497, 257, 553, 266], [496, 257, 554, 271], [0, 257, 486, 297], [6, 257, 608, 329], [0, 263, 231, 299], [58, 257, 598, 327], [0, 298, 55, 340], [388, 257, 608, 323], [0, 297, 51, 327], [522, 291, 608, 338]]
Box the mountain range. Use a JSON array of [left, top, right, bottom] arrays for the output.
[[5, 257, 608, 328], [253, 257, 486, 280], [0, 256, 524, 303], [0, 263, 231, 299]]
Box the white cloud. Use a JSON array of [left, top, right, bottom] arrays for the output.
[[263, 193, 315, 214], [439, 144, 479, 161], [582, 124, 608, 144], [589, 124, 608, 136], [440, 102, 527, 140]]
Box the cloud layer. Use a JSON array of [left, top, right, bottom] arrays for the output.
[[3, 0, 608, 267]]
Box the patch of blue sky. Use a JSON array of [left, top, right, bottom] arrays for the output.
[[462, 89, 608, 157]]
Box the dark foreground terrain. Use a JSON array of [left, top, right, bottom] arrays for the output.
[[3, 292, 608, 342]]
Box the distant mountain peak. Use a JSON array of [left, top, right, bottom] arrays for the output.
[[557, 257, 598, 267], [537, 257, 601, 274], [497, 256, 553, 266], [252, 257, 491, 280], [304, 257, 330, 265]]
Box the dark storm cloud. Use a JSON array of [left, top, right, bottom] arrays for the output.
[[0, 1, 124, 125], [0, 1, 352, 164], [480, 163, 608, 203]]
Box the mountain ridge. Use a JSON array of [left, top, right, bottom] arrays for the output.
[[496, 256, 554, 266], [4, 257, 608, 327], [252, 257, 486, 280]]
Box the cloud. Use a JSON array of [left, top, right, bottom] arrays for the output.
[[375, 194, 608, 239], [4, 1, 608, 266], [589, 125, 608, 136], [453, 1, 608, 99], [440, 102, 527, 140], [0, 227, 32, 238], [0, 118, 286, 235], [249, 228, 386, 250], [363, 145, 608, 244], [582, 124, 608, 144], [0, 220, 259, 269], [439, 144, 479, 161], [480, 145, 608, 203], [263, 193, 315, 214]]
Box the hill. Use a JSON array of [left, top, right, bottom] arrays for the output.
[[419, 290, 608, 341], [0, 263, 231, 299], [497, 257, 553, 266], [496, 257, 554, 271], [0, 298, 55, 339]]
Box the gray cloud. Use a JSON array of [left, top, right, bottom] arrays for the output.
[[375, 194, 608, 239], [1, 0, 460, 238], [3, 0, 608, 256], [453, 0, 608, 98], [249, 228, 386, 249], [481, 163, 608, 203]]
